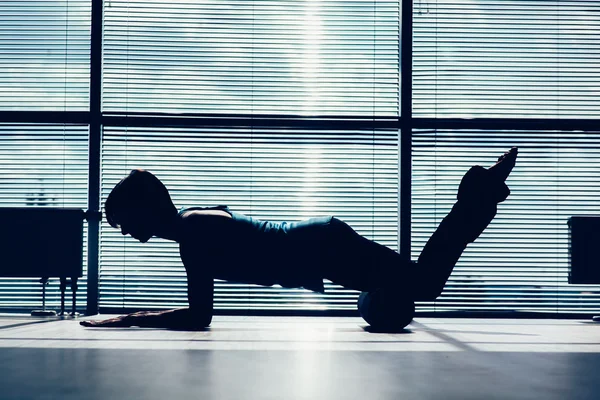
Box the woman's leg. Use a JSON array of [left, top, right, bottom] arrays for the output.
[[321, 217, 416, 330], [321, 217, 411, 293], [325, 148, 518, 330], [324, 148, 517, 295], [412, 148, 518, 301]]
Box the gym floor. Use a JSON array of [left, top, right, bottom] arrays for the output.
[[0, 315, 599, 400]]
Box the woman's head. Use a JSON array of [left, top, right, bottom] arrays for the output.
[[105, 169, 177, 242]]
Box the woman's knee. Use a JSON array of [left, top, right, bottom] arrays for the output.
[[411, 278, 445, 302], [409, 263, 448, 301], [412, 286, 443, 302]]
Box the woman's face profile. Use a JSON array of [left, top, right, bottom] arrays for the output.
[[106, 169, 177, 243], [115, 207, 154, 243]]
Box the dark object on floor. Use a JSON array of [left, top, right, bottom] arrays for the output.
[[358, 290, 414, 332], [0, 208, 87, 316], [568, 216, 600, 322], [568, 216, 600, 284]]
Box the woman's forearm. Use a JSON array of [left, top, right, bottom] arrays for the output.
[[132, 308, 211, 329], [81, 308, 212, 329]]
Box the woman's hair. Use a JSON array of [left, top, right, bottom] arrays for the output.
[[104, 169, 176, 228]]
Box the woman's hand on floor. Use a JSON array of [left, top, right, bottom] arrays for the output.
[[80, 309, 211, 330], [80, 311, 159, 328]]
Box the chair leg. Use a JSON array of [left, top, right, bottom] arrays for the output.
[[31, 277, 56, 317]]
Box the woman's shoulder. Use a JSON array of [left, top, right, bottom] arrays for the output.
[[179, 210, 234, 237], [181, 208, 233, 220], [178, 212, 233, 255], [179, 205, 232, 217]]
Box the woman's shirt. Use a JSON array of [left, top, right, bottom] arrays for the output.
[[178, 206, 332, 293]]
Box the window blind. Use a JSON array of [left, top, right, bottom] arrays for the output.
[[412, 0, 600, 118], [0, 124, 89, 311], [102, 0, 400, 115], [412, 129, 600, 313], [0, 0, 91, 110], [100, 126, 398, 311], [99, 0, 401, 312]]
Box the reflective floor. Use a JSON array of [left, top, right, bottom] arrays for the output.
[[0, 315, 599, 399]]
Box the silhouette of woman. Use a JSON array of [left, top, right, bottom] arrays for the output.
[[81, 148, 518, 331]]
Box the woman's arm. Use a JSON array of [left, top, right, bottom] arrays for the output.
[[80, 307, 211, 329], [81, 214, 220, 329], [186, 268, 214, 327], [179, 220, 216, 329], [80, 258, 214, 330]]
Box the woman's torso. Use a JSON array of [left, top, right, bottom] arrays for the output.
[[179, 206, 333, 292]]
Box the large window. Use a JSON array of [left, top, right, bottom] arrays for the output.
[[0, 0, 91, 312], [99, 0, 401, 312], [103, 0, 400, 115], [0, 1, 91, 110], [413, 0, 600, 118], [100, 126, 398, 311], [0, 124, 89, 310], [1, 0, 600, 315], [412, 129, 600, 313], [411, 0, 600, 313]]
